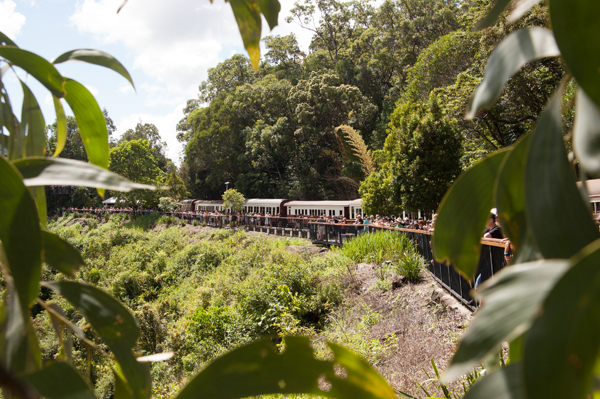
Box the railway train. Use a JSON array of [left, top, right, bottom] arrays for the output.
[[180, 198, 365, 219]]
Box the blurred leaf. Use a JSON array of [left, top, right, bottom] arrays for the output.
[[509, 334, 524, 363], [432, 150, 509, 281], [22, 362, 96, 399], [229, 0, 261, 71], [550, 0, 600, 109], [0, 80, 20, 159], [117, 0, 128, 13], [176, 336, 397, 399], [20, 81, 46, 158], [15, 157, 157, 191], [0, 157, 42, 308], [53, 49, 135, 90], [63, 79, 108, 169], [43, 231, 85, 277], [508, 0, 543, 23], [51, 96, 67, 157], [466, 27, 560, 119], [524, 239, 600, 399], [31, 187, 47, 229], [573, 88, 600, 175], [46, 303, 73, 362], [257, 0, 280, 30], [525, 90, 599, 259], [1, 279, 41, 374], [442, 260, 569, 381], [463, 363, 524, 399], [43, 281, 150, 399], [476, 0, 510, 30], [0, 47, 65, 98], [495, 134, 530, 251], [114, 370, 132, 399], [0, 31, 17, 46]]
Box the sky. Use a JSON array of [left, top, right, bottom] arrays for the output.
[[0, 0, 316, 164]]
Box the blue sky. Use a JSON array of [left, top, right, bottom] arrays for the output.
[[1, 0, 314, 164]]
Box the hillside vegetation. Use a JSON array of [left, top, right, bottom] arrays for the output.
[[38, 214, 466, 398]]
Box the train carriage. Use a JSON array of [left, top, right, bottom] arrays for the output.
[[285, 200, 352, 219]]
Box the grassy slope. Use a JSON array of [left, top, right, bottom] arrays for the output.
[[42, 214, 469, 398]]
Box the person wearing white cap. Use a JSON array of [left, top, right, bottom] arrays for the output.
[[484, 209, 503, 239]]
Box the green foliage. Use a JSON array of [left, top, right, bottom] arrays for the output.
[[395, 249, 426, 283], [158, 197, 180, 213], [361, 98, 463, 215], [340, 230, 413, 266], [109, 139, 164, 208], [432, 1, 600, 398], [222, 188, 246, 212]]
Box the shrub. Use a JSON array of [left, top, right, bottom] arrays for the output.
[[341, 230, 413, 265], [193, 219, 198, 226], [396, 249, 426, 282]]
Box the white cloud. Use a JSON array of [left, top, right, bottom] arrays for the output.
[[85, 84, 99, 96], [70, 0, 240, 103], [0, 0, 26, 40], [116, 103, 187, 165]]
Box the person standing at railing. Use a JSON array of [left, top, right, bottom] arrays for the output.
[[483, 210, 503, 239], [363, 216, 372, 234]]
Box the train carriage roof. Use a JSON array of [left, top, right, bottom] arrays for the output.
[[245, 199, 288, 206], [285, 200, 353, 207]]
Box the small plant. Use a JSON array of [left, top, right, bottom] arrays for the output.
[[202, 221, 207, 227], [193, 219, 199, 226], [230, 221, 238, 228], [396, 249, 425, 282], [180, 219, 186, 227]]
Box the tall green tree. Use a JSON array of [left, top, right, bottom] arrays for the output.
[[118, 122, 169, 172], [109, 139, 163, 208], [222, 188, 246, 212]]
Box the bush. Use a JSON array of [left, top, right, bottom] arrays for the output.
[[396, 249, 426, 282], [341, 230, 413, 265], [193, 219, 198, 226]]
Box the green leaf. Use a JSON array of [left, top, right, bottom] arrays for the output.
[[63, 79, 109, 170], [0, 31, 17, 46], [51, 96, 67, 157], [20, 81, 46, 158], [53, 49, 135, 90], [476, 0, 511, 30], [466, 27, 560, 119], [176, 336, 397, 399], [495, 134, 541, 263], [0, 46, 65, 98], [0, 157, 42, 308], [508, 0, 543, 23], [14, 157, 157, 191], [257, 0, 280, 30], [43, 282, 150, 399], [21, 362, 96, 399], [525, 89, 599, 259], [0, 79, 21, 159], [524, 239, 600, 399], [550, 0, 600, 110], [0, 279, 42, 374], [463, 363, 525, 399], [43, 231, 85, 277], [432, 149, 509, 281], [573, 88, 600, 175], [31, 187, 47, 229], [442, 260, 569, 382], [229, 0, 261, 71]]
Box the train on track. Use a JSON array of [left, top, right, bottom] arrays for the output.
[[180, 198, 365, 219]]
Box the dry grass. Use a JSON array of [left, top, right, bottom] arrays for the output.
[[320, 263, 471, 398]]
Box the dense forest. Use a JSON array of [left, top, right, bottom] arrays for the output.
[[174, 0, 563, 214], [45, 0, 564, 216]]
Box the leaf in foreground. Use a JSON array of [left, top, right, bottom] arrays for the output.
[[443, 260, 569, 382], [15, 157, 156, 191], [432, 150, 509, 281], [524, 89, 599, 259], [176, 336, 396, 399], [524, 239, 600, 399], [463, 363, 525, 399], [466, 27, 560, 119]]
